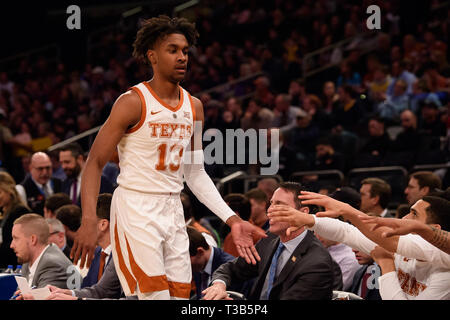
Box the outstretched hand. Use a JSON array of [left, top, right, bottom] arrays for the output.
[[298, 191, 359, 219], [359, 215, 421, 238], [267, 204, 314, 236], [229, 216, 266, 265]]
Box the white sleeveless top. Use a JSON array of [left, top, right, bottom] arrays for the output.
[[116, 81, 195, 193]]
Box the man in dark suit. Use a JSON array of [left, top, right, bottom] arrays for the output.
[[16, 152, 62, 215], [10, 214, 82, 289], [187, 226, 236, 299], [203, 182, 341, 300], [349, 249, 381, 300], [359, 177, 394, 218], [59, 142, 114, 205], [81, 194, 113, 288]]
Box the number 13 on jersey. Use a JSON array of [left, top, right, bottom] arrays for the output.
[[155, 143, 184, 172]]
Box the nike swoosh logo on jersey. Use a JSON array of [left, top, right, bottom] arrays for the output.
[[151, 110, 162, 115]]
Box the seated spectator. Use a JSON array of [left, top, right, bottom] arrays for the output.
[[332, 84, 365, 133], [421, 61, 448, 93], [377, 79, 409, 122], [404, 171, 442, 206], [187, 226, 235, 300], [245, 188, 270, 231], [253, 76, 275, 109], [10, 213, 81, 288], [0, 172, 31, 268], [387, 60, 417, 96], [336, 59, 362, 89], [367, 65, 391, 105], [418, 101, 447, 137], [46, 218, 71, 259], [389, 110, 420, 158], [55, 204, 81, 248], [284, 109, 320, 165], [349, 249, 382, 300], [204, 182, 342, 300], [59, 142, 115, 205], [257, 178, 279, 202], [16, 152, 62, 215], [359, 178, 393, 218], [355, 117, 392, 167], [312, 137, 345, 172], [273, 129, 300, 179], [271, 93, 302, 132], [81, 193, 113, 288], [314, 233, 360, 291], [240, 98, 274, 130], [288, 78, 306, 108], [302, 94, 333, 131], [43, 193, 72, 219], [321, 81, 340, 115]]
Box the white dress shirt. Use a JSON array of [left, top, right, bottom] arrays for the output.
[[28, 244, 50, 287]]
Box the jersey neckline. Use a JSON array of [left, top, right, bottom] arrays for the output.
[[143, 81, 184, 113]]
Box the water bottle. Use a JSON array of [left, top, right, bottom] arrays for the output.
[[14, 265, 22, 274], [4, 265, 14, 274]]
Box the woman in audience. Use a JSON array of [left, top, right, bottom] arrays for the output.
[[0, 171, 31, 269]]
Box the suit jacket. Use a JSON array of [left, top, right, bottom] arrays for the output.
[[19, 176, 62, 215], [62, 244, 72, 260], [0, 203, 31, 268], [212, 231, 338, 300], [22, 243, 79, 289], [349, 264, 382, 300], [81, 246, 112, 288], [74, 257, 137, 300], [192, 247, 235, 299], [62, 175, 115, 206]]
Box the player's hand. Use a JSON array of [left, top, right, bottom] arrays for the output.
[[202, 283, 232, 300], [298, 191, 356, 219], [228, 216, 266, 265], [70, 217, 98, 269], [360, 216, 421, 238], [267, 205, 314, 236]]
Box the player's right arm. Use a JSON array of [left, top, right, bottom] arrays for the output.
[[71, 90, 141, 269]]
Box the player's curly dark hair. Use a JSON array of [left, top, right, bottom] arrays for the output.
[[132, 15, 199, 66]]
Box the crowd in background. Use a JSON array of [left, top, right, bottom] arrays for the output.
[[0, 0, 449, 301]]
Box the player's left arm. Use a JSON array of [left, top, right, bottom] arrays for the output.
[[183, 96, 266, 264]]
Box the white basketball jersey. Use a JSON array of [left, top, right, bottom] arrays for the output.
[[116, 81, 195, 193]]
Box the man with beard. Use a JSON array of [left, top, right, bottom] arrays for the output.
[[16, 152, 62, 215], [58, 142, 115, 205]]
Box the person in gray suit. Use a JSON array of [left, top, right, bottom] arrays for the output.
[[10, 213, 80, 289], [21, 258, 137, 300]]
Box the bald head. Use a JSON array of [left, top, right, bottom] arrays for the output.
[[30, 152, 52, 185], [400, 110, 417, 130]]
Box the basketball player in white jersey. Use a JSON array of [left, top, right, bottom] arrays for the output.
[[70, 15, 267, 300]]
